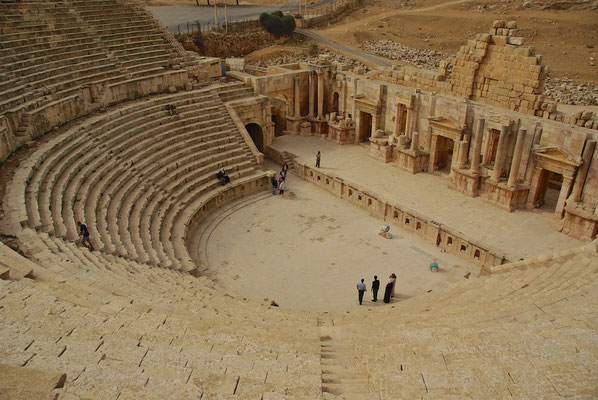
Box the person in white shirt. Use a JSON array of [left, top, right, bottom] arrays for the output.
[[278, 177, 285, 196], [356, 279, 366, 305]]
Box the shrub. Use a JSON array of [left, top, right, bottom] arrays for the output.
[[281, 15, 296, 33], [308, 42, 319, 56], [259, 11, 295, 37], [259, 12, 270, 26]]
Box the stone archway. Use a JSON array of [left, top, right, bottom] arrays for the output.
[[245, 123, 263, 152]]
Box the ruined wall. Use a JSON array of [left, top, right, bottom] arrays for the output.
[[363, 20, 598, 132]]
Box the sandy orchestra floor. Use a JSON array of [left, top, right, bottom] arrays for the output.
[[193, 162, 476, 312]]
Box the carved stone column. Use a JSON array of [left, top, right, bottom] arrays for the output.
[[293, 77, 301, 117], [569, 140, 596, 202], [470, 119, 484, 174], [456, 140, 469, 169], [492, 125, 509, 182], [308, 72, 315, 117], [410, 131, 419, 154], [507, 129, 527, 188], [556, 174, 574, 216], [393, 104, 401, 136], [317, 72, 324, 119]]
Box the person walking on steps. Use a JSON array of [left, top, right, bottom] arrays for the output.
[[316, 151, 321, 168], [357, 278, 366, 305], [77, 221, 94, 251], [371, 275, 380, 302]]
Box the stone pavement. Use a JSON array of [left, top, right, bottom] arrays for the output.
[[270, 135, 583, 260], [191, 164, 476, 312]]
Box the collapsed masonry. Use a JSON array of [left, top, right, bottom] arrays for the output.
[[232, 20, 598, 242]]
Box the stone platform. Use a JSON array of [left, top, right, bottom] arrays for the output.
[[269, 135, 583, 260]]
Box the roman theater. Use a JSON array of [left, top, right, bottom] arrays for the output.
[[0, 0, 597, 398]]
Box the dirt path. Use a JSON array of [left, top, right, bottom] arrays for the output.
[[296, 28, 393, 67]]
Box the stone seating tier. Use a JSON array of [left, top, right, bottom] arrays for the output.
[[1, 222, 596, 397], [0, 234, 321, 398], [0, 0, 191, 144], [7, 87, 260, 273]]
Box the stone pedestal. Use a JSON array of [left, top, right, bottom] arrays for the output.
[[558, 201, 598, 241], [394, 148, 430, 174], [313, 118, 328, 136], [370, 137, 392, 163], [484, 180, 530, 211], [285, 115, 304, 135], [299, 121, 312, 136], [327, 119, 354, 144], [449, 168, 482, 197]]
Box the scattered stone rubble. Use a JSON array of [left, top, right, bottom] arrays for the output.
[[247, 47, 368, 69], [361, 39, 452, 70], [544, 75, 598, 106]]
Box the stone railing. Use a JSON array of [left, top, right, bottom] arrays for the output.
[[292, 159, 509, 268]]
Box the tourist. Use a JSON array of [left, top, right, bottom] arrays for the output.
[[371, 275, 380, 302], [167, 104, 176, 116], [390, 273, 397, 298], [383, 276, 393, 303], [270, 175, 278, 195], [316, 150, 321, 168], [430, 260, 439, 272], [77, 221, 94, 251], [280, 168, 286, 181], [357, 278, 366, 305], [278, 177, 285, 196], [216, 169, 230, 186], [282, 162, 289, 173]]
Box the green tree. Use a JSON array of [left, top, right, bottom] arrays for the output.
[[259, 12, 270, 26], [259, 11, 296, 37]]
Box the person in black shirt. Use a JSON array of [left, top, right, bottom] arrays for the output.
[[371, 275, 380, 302]]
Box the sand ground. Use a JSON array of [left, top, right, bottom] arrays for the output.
[[269, 135, 583, 260], [191, 161, 475, 312]]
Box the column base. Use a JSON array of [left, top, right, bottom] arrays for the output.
[[369, 138, 392, 163], [393, 147, 429, 174], [557, 201, 598, 241], [285, 116, 305, 135], [327, 124, 354, 144], [483, 180, 529, 212], [448, 168, 483, 197]]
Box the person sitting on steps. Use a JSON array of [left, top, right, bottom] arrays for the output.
[[216, 169, 230, 186]]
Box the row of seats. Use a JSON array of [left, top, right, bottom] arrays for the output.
[[327, 246, 598, 398], [0, 233, 322, 399], [5, 86, 264, 274], [2, 216, 596, 398], [0, 0, 189, 138]]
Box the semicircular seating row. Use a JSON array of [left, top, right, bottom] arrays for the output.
[[5, 87, 266, 273], [0, 0, 189, 134], [0, 233, 323, 398]]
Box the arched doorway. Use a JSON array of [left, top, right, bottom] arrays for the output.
[[245, 123, 263, 152]]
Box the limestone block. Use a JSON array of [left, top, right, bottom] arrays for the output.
[[508, 37, 525, 46], [581, 110, 594, 120], [493, 36, 508, 46], [506, 20, 517, 29]]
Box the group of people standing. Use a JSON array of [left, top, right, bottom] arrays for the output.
[[270, 162, 289, 196], [357, 273, 397, 305]]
